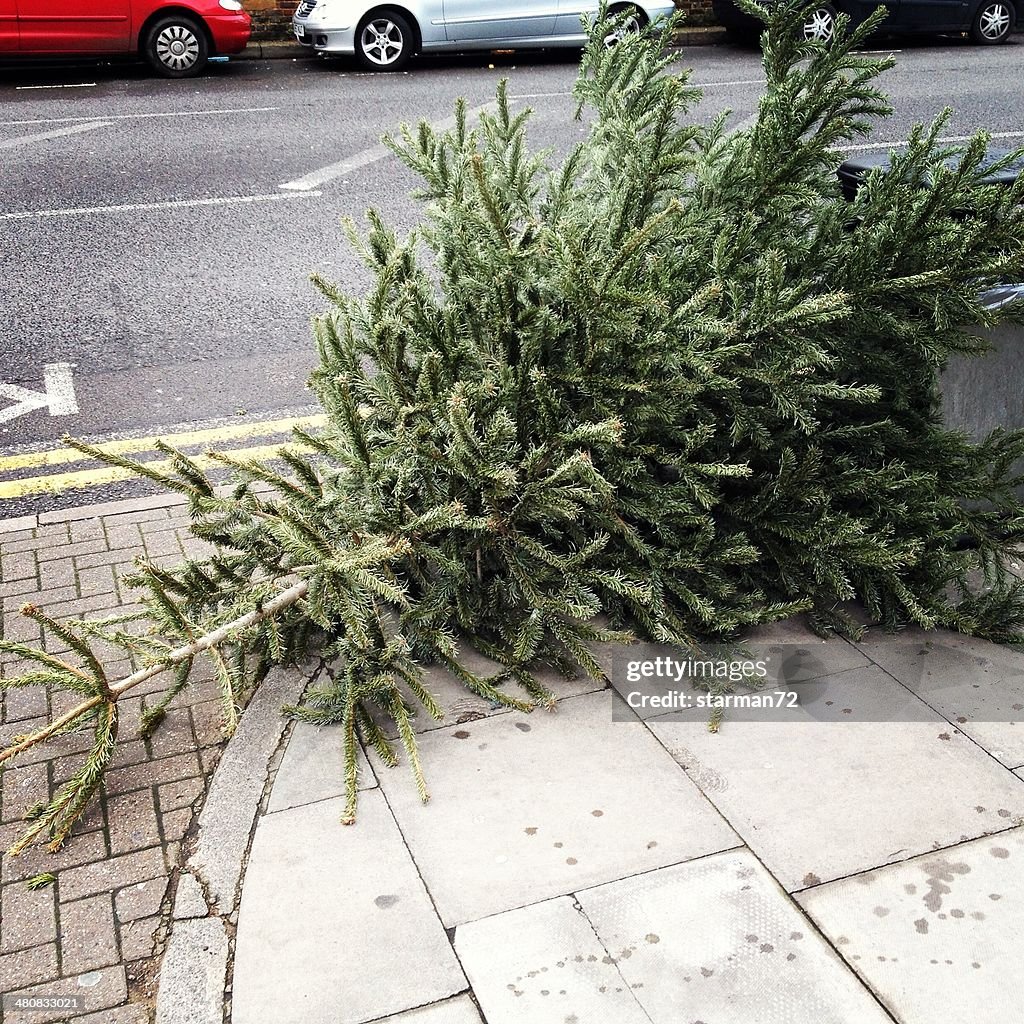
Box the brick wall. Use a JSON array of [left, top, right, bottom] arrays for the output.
[[246, 0, 719, 43], [677, 0, 716, 27], [247, 0, 298, 41]]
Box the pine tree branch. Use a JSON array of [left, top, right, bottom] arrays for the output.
[[0, 580, 309, 773]]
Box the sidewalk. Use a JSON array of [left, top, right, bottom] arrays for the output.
[[174, 617, 1024, 1022], [4, 498, 1024, 1024], [0, 496, 228, 1024]]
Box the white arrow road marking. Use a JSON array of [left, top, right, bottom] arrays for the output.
[[0, 120, 111, 150], [278, 100, 498, 192], [0, 363, 79, 425]]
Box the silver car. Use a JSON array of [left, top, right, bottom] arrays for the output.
[[292, 0, 675, 71]]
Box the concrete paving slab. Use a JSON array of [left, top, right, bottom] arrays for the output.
[[648, 666, 1024, 890], [578, 849, 892, 1024], [854, 626, 1024, 767], [798, 827, 1024, 1024], [373, 690, 739, 926], [266, 722, 376, 814], [367, 642, 607, 738], [232, 791, 465, 1024], [602, 619, 871, 720], [376, 995, 483, 1023], [454, 896, 651, 1024], [743, 617, 872, 675]]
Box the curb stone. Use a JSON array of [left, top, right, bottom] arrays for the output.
[[0, 482, 278, 532], [0, 513, 39, 534], [155, 918, 230, 1024], [232, 41, 310, 60], [153, 664, 316, 1024], [36, 492, 187, 525], [1, 493, 189, 532], [673, 25, 729, 45], [184, 664, 313, 914], [173, 873, 210, 920]]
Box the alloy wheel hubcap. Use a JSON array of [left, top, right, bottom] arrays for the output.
[[803, 8, 835, 41], [604, 14, 641, 47], [156, 25, 200, 70], [980, 2, 1010, 37], [361, 19, 404, 65]]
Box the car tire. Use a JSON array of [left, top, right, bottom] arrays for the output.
[[970, 0, 1014, 42], [801, 3, 839, 43], [355, 10, 415, 71], [143, 15, 209, 78], [604, 4, 647, 47]]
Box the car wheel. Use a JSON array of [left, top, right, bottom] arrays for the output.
[[801, 3, 838, 43], [355, 10, 414, 71], [604, 4, 647, 47], [144, 16, 209, 78], [971, 0, 1014, 42]]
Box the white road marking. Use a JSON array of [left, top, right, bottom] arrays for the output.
[[0, 106, 279, 128], [692, 78, 767, 87], [721, 125, 1024, 150], [847, 130, 1024, 152], [279, 142, 392, 191], [0, 120, 111, 150], [509, 80, 767, 98], [0, 190, 322, 221], [0, 363, 78, 425], [278, 100, 498, 191], [16, 82, 96, 90]]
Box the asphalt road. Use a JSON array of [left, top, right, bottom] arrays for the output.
[[1, 36, 1022, 516]]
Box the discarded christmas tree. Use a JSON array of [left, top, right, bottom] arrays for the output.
[[3, 0, 1024, 853]]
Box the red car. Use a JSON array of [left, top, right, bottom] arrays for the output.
[[0, 0, 251, 77]]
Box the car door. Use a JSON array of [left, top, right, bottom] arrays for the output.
[[553, 0, 598, 37], [17, 0, 131, 52], [0, 0, 16, 51], [889, 0, 969, 29], [441, 0, 557, 41]]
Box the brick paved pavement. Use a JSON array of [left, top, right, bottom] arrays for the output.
[[0, 498, 226, 1024]]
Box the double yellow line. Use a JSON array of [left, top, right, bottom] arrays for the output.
[[0, 414, 327, 501]]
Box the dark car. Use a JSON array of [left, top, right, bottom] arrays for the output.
[[712, 0, 1019, 44]]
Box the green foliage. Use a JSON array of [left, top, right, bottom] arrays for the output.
[[3, 0, 1024, 849]]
